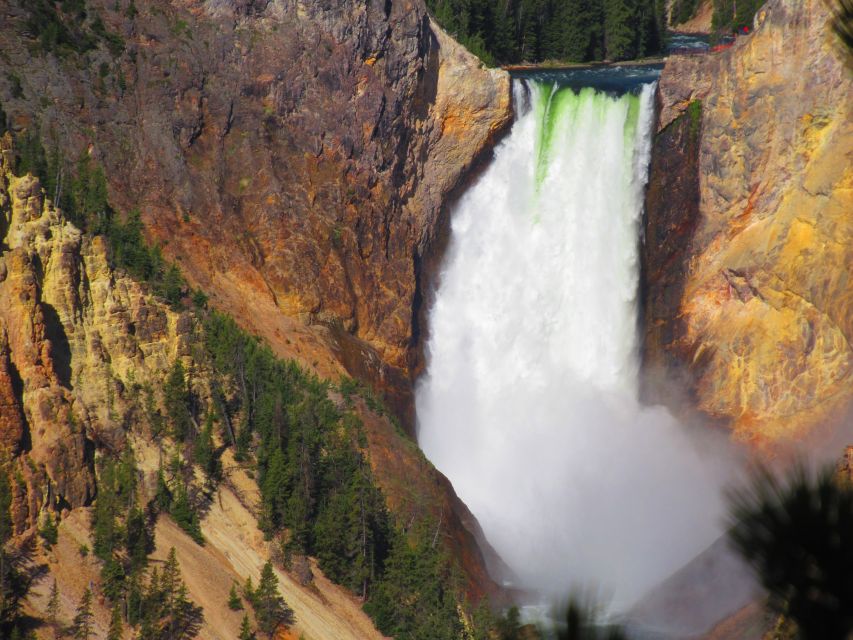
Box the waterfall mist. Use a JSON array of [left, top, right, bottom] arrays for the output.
[[416, 78, 738, 610]]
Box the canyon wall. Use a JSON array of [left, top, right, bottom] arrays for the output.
[[0, 0, 511, 422], [643, 0, 853, 445], [0, 0, 512, 603], [0, 134, 502, 636]]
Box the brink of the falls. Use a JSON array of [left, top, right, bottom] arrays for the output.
[[416, 73, 734, 610]]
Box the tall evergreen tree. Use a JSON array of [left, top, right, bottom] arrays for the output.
[[228, 583, 243, 611], [107, 602, 124, 640], [46, 578, 61, 637], [239, 613, 256, 640], [164, 360, 192, 441], [252, 562, 293, 638], [72, 587, 94, 640]]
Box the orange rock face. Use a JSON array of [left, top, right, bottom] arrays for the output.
[[0, 2, 511, 415], [0, 0, 512, 599], [643, 0, 853, 445]]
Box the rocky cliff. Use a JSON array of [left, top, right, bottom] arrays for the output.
[[0, 132, 504, 635], [0, 0, 511, 426], [0, 0, 512, 610], [643, 0, 853, 445], [0, 135, 194, 533]]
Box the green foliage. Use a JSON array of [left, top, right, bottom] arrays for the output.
[[15, 128, 48, 181], [426, 0, 664, 64], [107, 602, 124, 640], [0, 527, 31, 637], [39, 513, 59, 548], [228, 582, 244, 610], [72, 587, 94, 640], [16, 146, 188, 310], [195, 412, 221, 484], [91, 450, 139, 561], [126, 506, 154, 573], [727, 465, 853, 639], [243, 576, 256, 606], [169, 483, 204, 545], [0, 471, 12, 546], [69, 153, 110, 234], [712, 0, 760, 32], [313, 436, 390, 596], [133, 548, 204, 639], [101, 555, 127, 602], [25, 1, 126, 58], [251, 562, 294, 638], [671, 0, 699, 24], [686, 99, 702, 139], [25, 0, 97, 57], [364, 525, 463, 640], [239, 613, 256, 640], [164, 360, 193, 442], [202, 311, 480, 637], [46, 579, 61, 628]]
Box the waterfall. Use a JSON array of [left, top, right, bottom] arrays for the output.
[[416, 77, 732, 610]]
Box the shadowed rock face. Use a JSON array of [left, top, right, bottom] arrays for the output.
[[643, 0, 853, 445], [0, 0, 510, 413]]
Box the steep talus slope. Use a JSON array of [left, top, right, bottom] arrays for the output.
[[643, 0, 853, 445], [0, 0, 510, 409]]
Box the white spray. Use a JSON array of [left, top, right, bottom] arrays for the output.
[[416, 79, 734, 610]]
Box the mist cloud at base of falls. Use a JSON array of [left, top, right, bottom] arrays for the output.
[[415, 79, 739, 611]]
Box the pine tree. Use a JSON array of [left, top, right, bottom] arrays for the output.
[[162, 264, 185, 309], [728, 465, 853, 639], [170, 483, 204, 544], [195, 412, 220, 484], [126, 506, 153, 573], [39, 513, 59, 548], [0, 472, 12, 545], [228, 583, 243, 610], [243, 576, 256, 607], [162, 547, 181, 607], [260, 447, 289, 534], [107, 602, 123, 640], [239, 614, 256, 640], [101, 554, 126, 602], [252, 562, 293, 638], [604, 0, 636, 60], [72, 587, 94, 640], [70, 152, 110, 233], [164, 360, 192, 441], [46, 578, 61, 630]]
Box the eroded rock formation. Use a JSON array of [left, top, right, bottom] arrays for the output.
[[0, 1, 510, 414], [643, 0, 853, 445], [0, 134, 195, 530]]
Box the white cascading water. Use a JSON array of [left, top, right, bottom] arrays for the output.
[[416, 78, 733, 610]]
